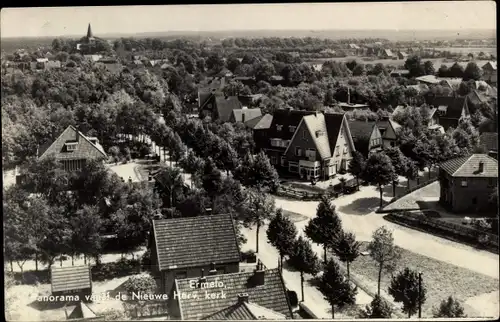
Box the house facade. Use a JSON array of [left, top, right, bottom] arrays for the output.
[[257, 110, 356, 181], [439, 154, 498, 213], [150, 214, 241, 296], [377, 118, 401, 148], [347, 120, 383, 157], [428, 96, 470, 131], [38, 125, 108, 172]]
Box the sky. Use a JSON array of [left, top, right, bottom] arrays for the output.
[[0, 1, 496, 38]]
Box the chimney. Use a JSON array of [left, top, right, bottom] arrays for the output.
[[478, 161, 484, 173], [201, 269, 205, 278], [237, 293, 249, 303], [347, 87, 351, 105], [208, 262, 217, 275], [242, 112, 246, 123], [252, 260, 265, 286]]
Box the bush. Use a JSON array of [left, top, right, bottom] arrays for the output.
[[122, 274, 157, 295], [92, 258, 141, 281]]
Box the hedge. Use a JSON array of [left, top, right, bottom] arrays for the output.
[[385, 211, 499, 253], [91, 258, 142, 281]]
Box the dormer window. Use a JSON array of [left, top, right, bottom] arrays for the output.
[[289, 126, 296, 133], [276, 125, 283, 131], [66, 142, 78, 151]]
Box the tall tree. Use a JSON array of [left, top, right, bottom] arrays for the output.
[[348, 151, 366, 190], [363, 153, 397, 208], [242, 188, 275, 253], [463, 62, 482, 81], [201, 157, 223, 205], [433, 296, 467, 318], [288, 236, 320, 302], [423, 61, 435, 75], [304, 195, 343, 263], [319, 259, 358, 319], [266, 208, 298, 269], [368, 226, 400, 296], [389, 267, 427, 318], [384, 147, 407, 197], [331, 230, 360, 281], [403, 158, 419, 191], [154, 167, 185, 208]]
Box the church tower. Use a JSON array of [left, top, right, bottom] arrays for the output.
[[86, 23, 95, 43]]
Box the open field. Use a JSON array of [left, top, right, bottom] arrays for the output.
[[350, 242, 499, 318], [430, 47, 496, 54]]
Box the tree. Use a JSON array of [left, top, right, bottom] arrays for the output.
[[404, 56, 425, 78], [449, 62, 465, 78], [288, 236, 320, 302], [242, 189, 275, 253], [389, 268, 426, 318], [403, 158, 419, 191], [384, 147, 407, 197], [319, 259, 357, 319], [331, 230, 360, 281], [433, 296, 467, 318], [348, 151, 366, 190], [423, 61, 435, 75], [153, 167, 185, 208], [363, 153, 397, 208], [201, 157, 223, 204], [463, 62, 482, 81], [359, 295, 393, 318], [368, 226, 400, 296], [69, 205, 103, 265], [109, 146, 121, 164], [205, 53, 225, 73], [123, 274, 157, 295], [234, 152, 280, 193], [304, 195, 343, 263], [266, 208, 298, 269]]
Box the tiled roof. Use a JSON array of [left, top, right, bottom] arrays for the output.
[[39, 125, 108, 161], [203, 301, 286, 320], [482, 61, 497, 71], [232, 108, 262, 123], [66, 301, 98, 319], [51, 265, 91, 293], [348, 120, 377, 155], [324, 113, 345, 156], [247, 114, 273, 130], [216, 96, 243, 122], [468, 90, 489, 106], [480, 132, 498, 152], [303, 113, 331, 159], [175, 268, 293, 320], [440, 154, 498, 178], [268, 109, 317, 142], [152, 214, 240, 271], [428, 96, 468, 120]]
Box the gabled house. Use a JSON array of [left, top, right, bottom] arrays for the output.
[[467, 89, 490, 111], [199, 92, 243, 122], [347, 120, 383, 157], [51, 265, 92, 299], [376, 118, 402, 148], [428, 96, 470, 131], [38, 125, 108, 171], [482, 61, 497, 85], [150, 214, 241, 296], [379, 49, 394, 59], [439, 154, 498, 213], [229, 108, 262, 124], [480, 132, 498, 159], [173, 265, 294, 320], [397, 51, 408, 60]]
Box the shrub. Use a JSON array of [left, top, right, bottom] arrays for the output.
[[92, 258, 141, 281], [122, 275, 157, 295]]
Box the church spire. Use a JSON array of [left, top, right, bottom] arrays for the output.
[[87, 23, 93, 39]]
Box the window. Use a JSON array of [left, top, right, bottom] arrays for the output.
[[295, 147, 302, 156], [306, 149, 316, 159], [461, 180, 468, 187], [343, 146, 348, 154], [289, 126, 296, 132], [270, 139, 281, 147], [276, 125, 283, 131], [302, 130, 307, 139], [280, 156, 286, 166], [66, 142, 78, 151], [270, 156, 277, 165], [289, 161, 299, 173], [336, 146, 340, 156]]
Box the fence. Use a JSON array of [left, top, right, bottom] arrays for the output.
[[379, 177, 439, 212], [277, 179, 360, 201], [385, 212, 499, 253]]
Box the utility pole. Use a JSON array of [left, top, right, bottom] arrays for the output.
[[418, 272, 423, 318]]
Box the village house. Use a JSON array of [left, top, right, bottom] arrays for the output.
[[397, 51, 408, 60], [229, 108, 263, 124], [198, 92, 243, 122], [37, 125, 108, 172], [376, 117, 402, 148], [427, 96, 471, 131], [256, 110, 356, 181], [467, 89, 491, 111], [480, 132, 498, 159], [347, 120, 383, 157], [149, 214, 241, 296], [173, 264, 294, 320], [439, 154, 498, 213], [51, 265, 92, 300], [379, 49, 394, 59], [482, 61, 497, 86]]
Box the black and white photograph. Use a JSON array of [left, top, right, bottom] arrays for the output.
[[2, 2, 498, 321]]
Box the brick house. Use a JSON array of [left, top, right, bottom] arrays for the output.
[[173, 265, 294, 320], [51, 265, 92, 300], [376, 118, 402, 148], [150, 214, 241, 296], [427, 96, 471, 131], [256, 110, 356, 181], [38, 125, 108, 171], [347, 120, 383, 157], [439, 154, 498, 213]]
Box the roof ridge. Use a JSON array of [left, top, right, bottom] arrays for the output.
[[452, 154, 475, 176], [154, 213, 231, 225]]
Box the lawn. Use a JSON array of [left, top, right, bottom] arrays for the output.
[[349, 242, 499, 318], [281, 209, 309, 223]]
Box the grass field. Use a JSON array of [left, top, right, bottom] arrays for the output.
[[350, 242, 499, 318]]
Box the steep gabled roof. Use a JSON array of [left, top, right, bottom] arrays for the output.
[[440, 154, 498, 177], [267, 109, 316, 141], [175, 268, 293, 320], [482, 61, 497, 71], [347, 120, 377, 155], [39, 125, 107, 161], [324, 112, 345, 155], [429, 96, 468, 120], [247, 113, 273, 130], [232, 108, 262, 123], [51, 265, 91, 293], [302, 113, 331, 159], [152, 214, 240, 271], [216, 96, 243, 122]]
